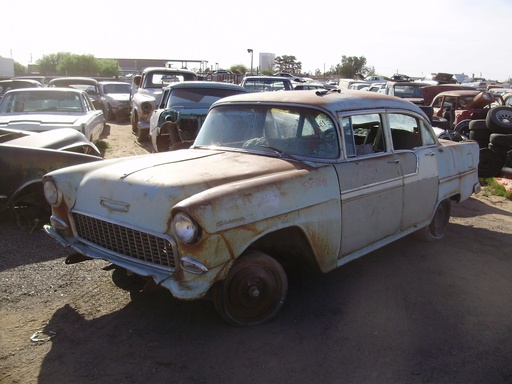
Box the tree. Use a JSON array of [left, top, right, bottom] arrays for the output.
[[37, 52, 72, 76], [274, 55, 302, 74], [36, 52, 118, 77], [14, 61, 27, 76], [324, 56, 373, 79], [229, 64, 248, 75]]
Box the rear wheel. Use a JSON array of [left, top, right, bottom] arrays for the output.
[[213, 251, 288, 326], [414, 199, 451, 242]]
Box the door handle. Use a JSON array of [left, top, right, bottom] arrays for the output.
[[387, 158, 400, 164]]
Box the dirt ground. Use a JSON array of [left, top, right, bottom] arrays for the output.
[[1, 122, 512, 384]]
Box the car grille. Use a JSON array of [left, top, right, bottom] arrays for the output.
[[72, 212, 176, 269]]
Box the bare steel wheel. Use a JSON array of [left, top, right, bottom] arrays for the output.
[[414, 199, 451, 242], [213, 251, 288, 326]]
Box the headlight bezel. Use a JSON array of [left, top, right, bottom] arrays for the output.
[[172, 212, 200, 244]]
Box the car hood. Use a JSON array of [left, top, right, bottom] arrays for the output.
[[105, 94, 130, 102], [48, 149, 329, 233], [0, 113, 82, 129]]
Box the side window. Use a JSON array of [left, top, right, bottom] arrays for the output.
[[418, 119, 437, 146], [432, 97, 443, 108], [341, 113, 385, 157], [388, 113, 422, 150]]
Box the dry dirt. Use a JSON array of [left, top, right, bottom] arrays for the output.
[[1, 122, 512, 384]]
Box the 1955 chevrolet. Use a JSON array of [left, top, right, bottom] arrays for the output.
[[43, 89, 481, 326]]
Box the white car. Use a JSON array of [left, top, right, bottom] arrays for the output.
[[98, 81, 131, 122], [130, 67, 198, 142], [0, 88, 105, 143]]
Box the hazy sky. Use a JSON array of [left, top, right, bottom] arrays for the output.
[[4, 0, 511, 81]]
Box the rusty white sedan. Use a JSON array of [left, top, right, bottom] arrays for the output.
[[0, 88, 105, 143], [42, 89, 481, 326]]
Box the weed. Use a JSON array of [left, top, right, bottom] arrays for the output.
[[479, 178, 512, 200]]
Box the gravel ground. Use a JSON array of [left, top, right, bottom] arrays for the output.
[[1, 122, 512, 384]]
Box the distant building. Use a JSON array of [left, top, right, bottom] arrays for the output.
[[0, 56, 14, 78], [259, 53, 275, 72]]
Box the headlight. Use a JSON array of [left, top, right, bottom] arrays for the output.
[[141, 102, 154, 113], [172, 212, 199, 244], [43, 179, 62, 207]]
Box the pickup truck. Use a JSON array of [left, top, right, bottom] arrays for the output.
[[130, 67, 198, 142], [43, 89, 481, 326]]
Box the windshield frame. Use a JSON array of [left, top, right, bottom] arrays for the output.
[[193, 103, 340, 161]]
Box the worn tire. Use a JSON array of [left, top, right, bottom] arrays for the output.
[[212, 251, 288, 326], [469, 121, 491, 144], [489, 133, 512, 148], [478, 147, 505, 178], [414, 199, 451, 242], [437, 130, 468, 142], [486, 106, 512, 134], [454, 119, 472, 137]]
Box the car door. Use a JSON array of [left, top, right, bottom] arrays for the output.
[[333, 112, 404, 257], [386, 112, 438, 230]]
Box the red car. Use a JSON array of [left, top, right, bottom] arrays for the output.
[[423, 86, 495, 135]]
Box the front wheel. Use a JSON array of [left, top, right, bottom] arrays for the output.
[[212, 251, 288, 326], [414, 199, 451, 242]]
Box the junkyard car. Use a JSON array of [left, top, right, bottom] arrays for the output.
[[43, 90, 480, 326], [48, 77, 109, 118], [130, 67, 198, 142], [149, 81, 246, 152], [0, 128, 102, 221], [240, 76, 294, 93], [98, 81, 131, 122], [427, 88, 495, 135], [0, 79, 43, 100], [0, 88, 105, 143], [384, 81, 431, 105]]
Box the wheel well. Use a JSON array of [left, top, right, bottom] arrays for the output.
[[246, 226, 320, 273]]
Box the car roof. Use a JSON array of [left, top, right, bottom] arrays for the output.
[[243, 76, 292, 81], [212, 89, 427, 117], [0, 79, 42, 86], [141, 67, 196, 75], [2, 87, 85, 95], [165, 81, 245, 91], [49, 77, 99, 85], [98, 81, 131, 85], [434, 90, 482, 97]]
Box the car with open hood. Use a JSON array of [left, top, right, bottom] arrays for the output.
[[0, 128, 102, 223], [149, 81, 246, 152], [42, 89, 480, 326], [130, 67, 198, 142]]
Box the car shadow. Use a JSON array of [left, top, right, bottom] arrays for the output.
[[450, 194, 512, 219], [34, 219, 512, 383]]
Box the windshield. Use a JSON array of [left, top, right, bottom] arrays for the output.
[[0, 91, 84, 113], [242, 79, 292, 93], [103, 83, 131, 94], [167, 88, 245, 109], [143, 72, 198, 88], [393, 84, 424, 98], [194, 105, 339, 159]]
